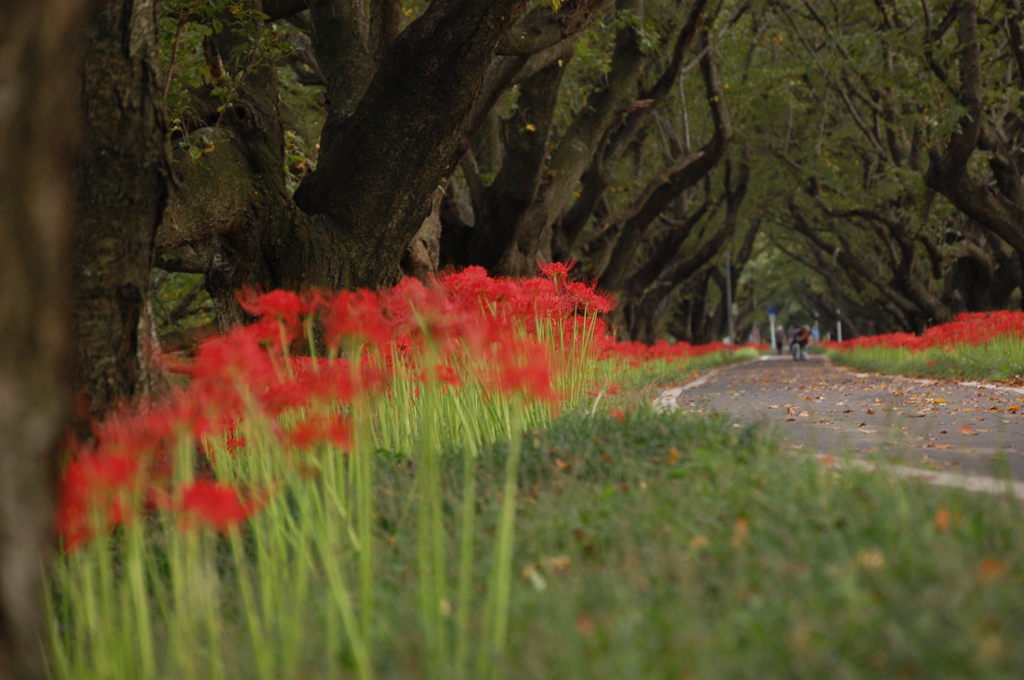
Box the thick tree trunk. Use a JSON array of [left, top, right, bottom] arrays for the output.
[[73, 0, 170, 425], [492, 0, 649, 275], [295, 0, 531, 287], [0, 0, 84, 677], [468, 58, 567, 268]]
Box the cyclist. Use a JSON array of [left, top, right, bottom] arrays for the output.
[[790, 325, 811, 361]]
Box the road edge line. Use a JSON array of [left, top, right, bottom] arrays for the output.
[[814, 455, 1024, 501]]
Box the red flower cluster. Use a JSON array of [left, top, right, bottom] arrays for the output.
[[180, 480, 262, 533], [56, 263, 745, 550], [828, 311, 1024, 353], [598, 338, 760, 363]]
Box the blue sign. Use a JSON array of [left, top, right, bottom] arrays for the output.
[[767, 305, 779, 315]]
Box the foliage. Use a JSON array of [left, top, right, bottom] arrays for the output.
[[827, 311, 1024, 381], [49, 353, 1024, 677], [49, 266, 755, 678]]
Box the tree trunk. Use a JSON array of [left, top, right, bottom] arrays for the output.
[[73, 0, 170, 425], [0, 0, 84, 676], [492, 0, 649, 275], [469, 58, 567, 268], [294, 0, 531, 287]]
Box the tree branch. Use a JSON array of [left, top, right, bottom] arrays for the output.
[[498, 0, 612, 55]]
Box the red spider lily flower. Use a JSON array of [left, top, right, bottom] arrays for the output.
[[562, 280, 615, 314], [189, 325, 279, 387], [57, 453, 142, 550], [483, 340, 560, 403], [323, 289, 390, 348], [493, 363, 556, 400], [285, 414, 354, 451], [287, 358, 359, 405], [236, 288, 316, 327], [539, 260, 577, 282], [435, 363, 462, 387], [180, 480, 260, 533]]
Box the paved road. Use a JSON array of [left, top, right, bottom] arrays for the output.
[[677, 355, 1024, 481]]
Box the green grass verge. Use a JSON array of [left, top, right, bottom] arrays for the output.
[[362, 410, 1024, 678], [826, 337, 1024, 382], [612, 347, 762, 392], [49, 406, 1024, 678]]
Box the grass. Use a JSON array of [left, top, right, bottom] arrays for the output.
[[498, 410, 1024, 679], [49, 404, 1024, 679], [45, 276, 1023, 678], [826, 337, 1024, 382], [612, 346, 761, 392]]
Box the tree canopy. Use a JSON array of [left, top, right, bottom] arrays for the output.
[[58, 0, 1024, 415]]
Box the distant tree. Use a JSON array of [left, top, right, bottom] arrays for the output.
[[0, 0, 85, 677]]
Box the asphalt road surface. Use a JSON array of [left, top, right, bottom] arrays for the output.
[[677, 355, 1024, 481]]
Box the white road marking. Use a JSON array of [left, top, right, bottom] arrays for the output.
[[652, 363, 741, 413], [840, 365, 1024, 395], [652, 387, 684, 413], [817, 455, 1024, 501]]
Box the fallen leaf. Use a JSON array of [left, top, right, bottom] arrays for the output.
[[665, 447, 683, 464], [818, 454, 837, 468], [980, 635, 1005, 662], [957, 425, 979, 436], [543, 555, 573, 573], [856, 549, 885, 569], [731, 517, 749, 548], [689, 535, 710, 549], [575, 616, 596, 637], [554, 458, 570, 471], [934, 507, 951, 532], [926, 443, 953, 449], [978, 557, 1005, 584], [932, 398, 947, 404]]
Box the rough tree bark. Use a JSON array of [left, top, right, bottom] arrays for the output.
[[163, 0, 603, 303], [598, 31, 732, 292], [73, 0, 170, 424], [490, 0, 651, 275], [0, 0, 84, 677], [294, 0, 533, 287], [925, 0, 1024, 255]]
